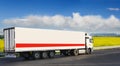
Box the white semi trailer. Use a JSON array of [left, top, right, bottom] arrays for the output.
[[4, 27, 93, 59]]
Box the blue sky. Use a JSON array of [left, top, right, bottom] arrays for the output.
[[0, 0, 120, 18], [0, 0, 120, 33]]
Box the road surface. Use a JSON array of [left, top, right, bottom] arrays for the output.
[[0, 48, 120, 66]]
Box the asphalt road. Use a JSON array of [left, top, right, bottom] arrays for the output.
[[0, 48, 120, 66]]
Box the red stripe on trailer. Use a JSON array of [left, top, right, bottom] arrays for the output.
[[16, 43, 85, 48]]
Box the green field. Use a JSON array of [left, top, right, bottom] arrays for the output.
[[0, 39, 4, 52], [0, 37, 120, 52], [93, 36, 120, 47]]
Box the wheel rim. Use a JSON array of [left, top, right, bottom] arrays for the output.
[[34, 52, 40, 59], [42, 52, 48, 59], [49, 51, 55, 58], [74, 49, 79, 56]]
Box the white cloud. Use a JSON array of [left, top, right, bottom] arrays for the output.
[[3, 12, 120, 32], [108, 8, 120, 11]]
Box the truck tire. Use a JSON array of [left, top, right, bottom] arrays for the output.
[[48, 51, 55, 58], [32, 52, 41, 59], [71, 49, 79, 56], [87, 48, 92, 54], [42, 51, 48, 59]]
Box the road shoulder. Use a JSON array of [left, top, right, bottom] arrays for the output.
[[94, 45, 120, 50]]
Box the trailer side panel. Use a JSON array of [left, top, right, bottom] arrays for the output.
[[14, 27, 86, 52]]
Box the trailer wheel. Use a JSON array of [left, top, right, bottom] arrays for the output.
[[42, 51, 48, 59], [71, 49, 79, 56], [32, 52, 41, 59], [48, 51, 55, 58]]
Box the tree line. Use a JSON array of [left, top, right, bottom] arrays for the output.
[[0, 35, 4, 39]]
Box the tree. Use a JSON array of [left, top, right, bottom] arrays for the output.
[[0, 35, 4, 39]]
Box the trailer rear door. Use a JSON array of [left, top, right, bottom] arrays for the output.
[[4, 27, 15, 52]]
